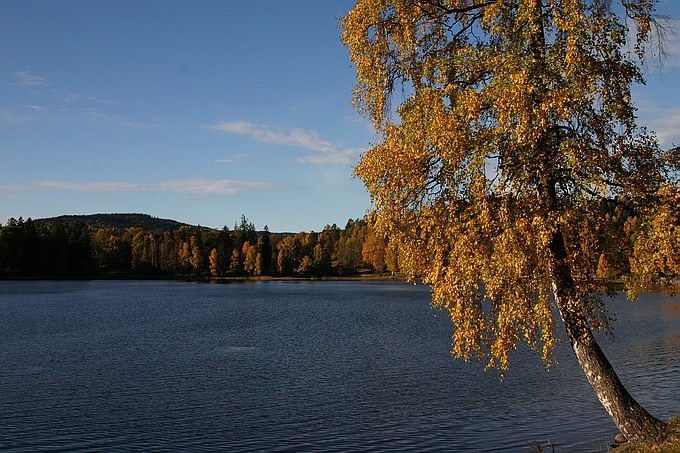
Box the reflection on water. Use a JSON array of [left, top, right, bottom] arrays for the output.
[[662, 303, 680, 320], [0, 280, 678, 452]]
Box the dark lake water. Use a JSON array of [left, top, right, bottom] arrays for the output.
[[1, 280, 678, 452]]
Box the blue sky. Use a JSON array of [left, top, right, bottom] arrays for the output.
[[1, 1, 679, 232]]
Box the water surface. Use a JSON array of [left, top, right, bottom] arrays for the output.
[[1, 280, 678, 451]]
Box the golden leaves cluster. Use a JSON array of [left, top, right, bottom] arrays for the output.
[[627, 185, 680, 297], [343, 0, 674, 370]]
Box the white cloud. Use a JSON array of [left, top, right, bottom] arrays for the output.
[[209, 121, 335, 152], [1, 179, 286, 198], [63, 93, 80, 102], [297, 147, 364, 165], [636, 99, 680, 148], [0, 184, 32, 199], [208, 120, 362, 166], [82, 108, 110, 120], [64, 93, 116, 104], [80, 108, 158, 128], [215, 153, 248, 164], [27, 105, 48, 112], [156, 178, 286, 196], [14, 71, 48, 86], [647, 109, 680, 148], [35, 181, 142, 193], [87, 95, 116, 105]]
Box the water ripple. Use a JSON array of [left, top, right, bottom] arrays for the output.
[[1, 281, 678, 451]]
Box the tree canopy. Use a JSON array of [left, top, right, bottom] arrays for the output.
[[343, 0, 678, 368], [0, 215, 391, 279], [343, 0, 679, 443]]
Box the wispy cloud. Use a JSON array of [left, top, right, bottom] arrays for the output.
[[646, 109, 680, 148], [208, 120, 362, 166], [63, 93, 116, 104], [637, 98, 680, 148], [0, 106, 30, 123], [156, 178, 286, 196], [296, 148, 363, 166], [215, 153, 248, 164], [1, 178, 286, 198], [36, 181, 142, 193], [1, 105, 50, 123], [0, 184, 32, 199], [82, 108, 110, 120], [209, 121, 336, 152], [8, 74, 156, 132], [14, 71, 48, 86], [80, 108, 159, 128]]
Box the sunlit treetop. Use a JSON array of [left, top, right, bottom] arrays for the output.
[[342, 0, 679, 370]]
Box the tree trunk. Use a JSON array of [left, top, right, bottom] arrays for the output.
[[548, 228, 669, 444]]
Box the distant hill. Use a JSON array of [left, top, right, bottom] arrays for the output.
[[34, 213, 192, 232]]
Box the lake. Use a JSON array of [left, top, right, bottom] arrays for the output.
[[1, 280, 678, 451]]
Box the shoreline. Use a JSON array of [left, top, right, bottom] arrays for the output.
[[1, 274, 677, 290], [0, 273, 408, 284]]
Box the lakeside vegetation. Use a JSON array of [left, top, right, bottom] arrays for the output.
[[1, 198, 676, 287], [0, 214, 398, 279]]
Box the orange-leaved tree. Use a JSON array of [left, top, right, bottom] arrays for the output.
[[342, 0, 679, 444]]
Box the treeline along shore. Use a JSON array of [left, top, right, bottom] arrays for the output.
[[0, 214, 397, 280], [1, 197, 673, 285]]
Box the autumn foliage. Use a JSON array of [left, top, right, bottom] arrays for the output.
[[342, 0, 679, 369], [342, 0, 679, 443], [0, 216, 394, 279]]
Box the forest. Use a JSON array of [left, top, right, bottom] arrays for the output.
[[0, 198, 667, 283], [0, 214, 397, 279]]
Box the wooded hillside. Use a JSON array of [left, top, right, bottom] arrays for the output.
[[0, 214, 399, 279]]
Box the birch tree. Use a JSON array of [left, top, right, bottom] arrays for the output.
[[343, 0, 679, 443]]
